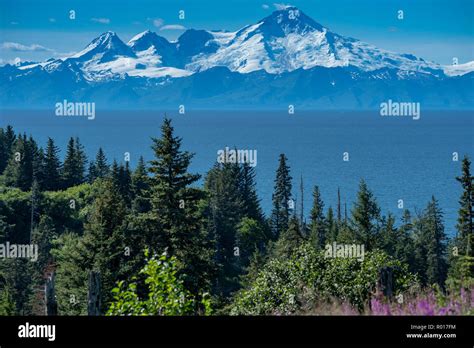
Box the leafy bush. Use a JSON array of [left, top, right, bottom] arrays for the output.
[[107, 250, 212, 316], [230, 243, 417, 315]]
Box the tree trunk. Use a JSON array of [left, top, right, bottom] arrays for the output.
[[87, 271, 101, 316]]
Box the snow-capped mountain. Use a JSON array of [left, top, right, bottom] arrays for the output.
[[186, 7, 442, 76], [1, 6, 473, 108], [443, 61, 474, 77]]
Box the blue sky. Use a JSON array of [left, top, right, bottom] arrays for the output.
[[1, 0, 473, 65]]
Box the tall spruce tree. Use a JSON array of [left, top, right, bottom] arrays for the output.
[[238, 162, 264, 222], [0, 128, 8, 174], [455, 156, 473, 256], [397, 210, 416, 272], [62, 138, 77, 188], [326, 206, 338, 243], [62, 137, 87, 188], [43, 138, 62, 191], [4, 134, 34, 190], [88, 147, 109, 183], [148, 118, 215, 295], [0, 125, 16, 174], [74, 137, 87, 184], [351, 179, 381, 250], [309, 185, 326, 249], [131, 156, 150, 213], [204, 162, 243, 296], [270, 154, 292, 239], [95, 147, 109, 179], [424, 196, 448, 287]]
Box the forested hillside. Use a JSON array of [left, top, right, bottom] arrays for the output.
[[0, 119, 472, 316]]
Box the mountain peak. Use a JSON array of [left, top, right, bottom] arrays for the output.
[[71, 31, 136, 62], [260, 6, 325, 34]]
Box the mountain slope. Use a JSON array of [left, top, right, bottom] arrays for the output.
[[1, 6, 473, 109]]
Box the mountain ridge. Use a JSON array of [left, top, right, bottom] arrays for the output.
[[1, 6, 473, 109]]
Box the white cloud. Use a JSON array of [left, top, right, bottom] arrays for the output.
[[262, 4, 270, 9], [153, 18, 164, 28], [0, 57, 21, 66], [1, 42, 54, 52], [160, 24, 186, 31], [91, 17, 110, 24], [273, 3, 292, 10]]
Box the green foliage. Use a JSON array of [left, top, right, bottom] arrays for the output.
[[51, 232, 88, 315], [270, 154, 292, 239], [413, 197, 448, 287], [4, 134, 35, 190], [43, 137, 62, 191], [147, 118, 215, 295], [273, 216, 304, 259], [446, 255, 474, 291], [107, 250, 203, 316], [0, 126, 16, 174], [131, 156, 150, 213], [0, 186, 32, 243], [350, 179, 381, 250], [0, 285, 16, 315], [51, 178, 128, 314], [230, 243, 417, 315], [236, 217, 269, 268], [62, 137, 87, 188], [0, 124, 469, 317], [455, 155, 473, 256], [309, 185, 326, 249], [88, 147, 109, 183]]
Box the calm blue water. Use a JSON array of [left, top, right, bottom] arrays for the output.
[[1, 109, 473, 236]]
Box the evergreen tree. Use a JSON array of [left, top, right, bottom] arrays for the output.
[[110, 161, 132, 206], [397, 210, 416, 272], [81, 178, 128, 310], [424, 196, 448, 287], [326, 206, 338, 243], [62, 138, 77, 188], [62, 137, 87, 188], [87, 162, 97, 183], [131, 156, 150, 213], [53, 179, 128, 314], [455, 156, 473, 256], [351, 180, 381, 250], [95, 147, 109, 179], [309, 185, 326, 249], [43, 137, 62, 191], [4, 134, 34, 190], [0, 125, 16, 174], [204, 162, 243, 296], [29, 137, 46, 190], [270, 154, 292, 239], [448, 156, 474, 287], [273, 216, 304, 259], [74, 137, 87, 184], [377, 213, 397, 254], [238, 162, 264, 222], [89, 147, 109, 183], [0, 128, 8, 174], [148, 118, 215, 295]]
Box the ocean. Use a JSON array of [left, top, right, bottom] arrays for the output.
[[1, 109, 472, 236]]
